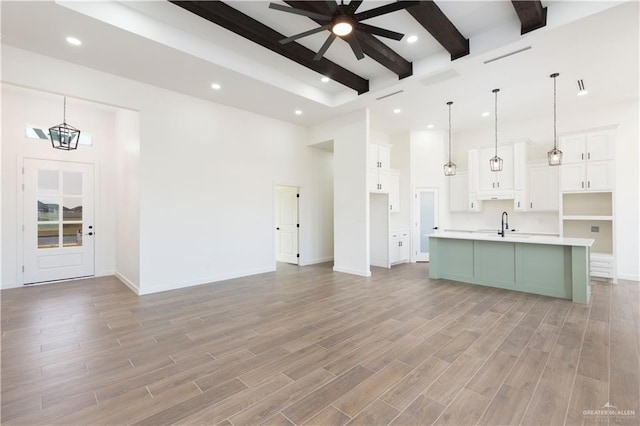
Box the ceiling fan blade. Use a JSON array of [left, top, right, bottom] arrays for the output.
[[357, 22, 404, 41], [346, 35, 365, 60], [269, 3, 332, 21], [354, 1, 420, 21], [324, 1, 338, 13], [280, 24, 331, 44], [347, 0, 364, 14], [314, 33, 337, 60]]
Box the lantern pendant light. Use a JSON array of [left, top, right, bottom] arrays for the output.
[[547, 73, 563, 166], [443, 101, 456, 176], [49, 96, 81, 151], [489, 88, 503, 172]]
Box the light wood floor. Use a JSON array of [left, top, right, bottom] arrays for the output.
[[1, 262, 638, 425]]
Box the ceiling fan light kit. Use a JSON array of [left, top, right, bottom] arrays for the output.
[[270, 0, 419, 61]]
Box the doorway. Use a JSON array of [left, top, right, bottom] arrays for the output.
[[22, 159, 95, 284], [413, 188, 439, 262], [275, 185, 299, 265]]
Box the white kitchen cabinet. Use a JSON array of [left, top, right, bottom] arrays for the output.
[[478, 145, 514, 193], [560, 130, 615, 192], [560, 132, 614, 164], [560, 160, 614, 192], [528, 165, 559, 211], [514, 191, 527, 211], [368, 144, 391, 170], [448, 172, 468, 212], [388, 171, 400, 213], [389, 230, 410, 265], [468, 193, 482, 212]]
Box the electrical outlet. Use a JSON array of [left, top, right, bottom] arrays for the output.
[[591, 226, 600, 233]]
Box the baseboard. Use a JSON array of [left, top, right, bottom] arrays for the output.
[[300, 256, 334, 266], [115, 272, 141, 295], [332, 266, 372, 277], [1, 281, 21, 290], [616, 273, 640, 282], [137, 266, 276, 295]]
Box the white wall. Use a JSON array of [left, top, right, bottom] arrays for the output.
[[2, 46, 334, 293], [450, 99, 639, 280], [410, 130, 450, 231], [114, 109, 141, 289], [309, 109, 370, 277], [1, 84, 118, 288]]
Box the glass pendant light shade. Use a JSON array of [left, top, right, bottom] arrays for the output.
[[489, 156, 503, 171], [444, 161, 457, 176], [443, 101, 457, 176], [490, 88, 503, 172], [547, 73, 563, 166], [49, 96, 81, 151], [548, 147, 563, 166]]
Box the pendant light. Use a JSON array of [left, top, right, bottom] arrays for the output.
[[443, 101, 456, 176], [49, 96, 81, 151], [547, 73, 563, 166], [489, 88, 503, 172]]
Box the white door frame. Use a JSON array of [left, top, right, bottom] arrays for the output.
[[274, 184, 301, 266], [412, 187, 439, 263]]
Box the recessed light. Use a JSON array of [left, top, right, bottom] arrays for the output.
[[295, 110, 303, 115], [427, 124, 435, 129], [406, 35, 418, 44], [66, 36, 82, 46], [393, 108, 402, 114], [481, 112, 490, 117], [211, 83, 221, 90], [321, 77, 330, 83]]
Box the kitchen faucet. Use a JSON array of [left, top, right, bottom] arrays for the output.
[[499, 211, 509, 237]]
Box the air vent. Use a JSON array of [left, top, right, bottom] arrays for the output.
[[484, 46, 532, 64], [376, 90, 404, 101]]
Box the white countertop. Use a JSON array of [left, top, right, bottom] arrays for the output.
[[431, 231, 594, 247]]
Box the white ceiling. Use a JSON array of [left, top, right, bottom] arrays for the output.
[[1, 1, 638, 134]]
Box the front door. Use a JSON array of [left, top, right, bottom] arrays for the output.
[[414, 188, 439, 262], [23, 159, 95, 284], [276, 186, 299, 264]]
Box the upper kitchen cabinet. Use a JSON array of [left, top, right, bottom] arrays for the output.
[[449, 172, 469, 212], [528, 165, 560, 211], [560, 130, 615, 192], [368, 144, 391, 170], [469, 143, 525, 200], [368, 144, 400, 212], [561, 132, 614, 163]]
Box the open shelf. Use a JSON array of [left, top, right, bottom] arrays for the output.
[[562, 219, 613, 254], [563, 215, 613, 221], [563, 192, 612, 216]]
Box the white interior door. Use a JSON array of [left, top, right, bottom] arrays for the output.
[[276, 186, 299, 264], [414, 188, 439, 262], [23, 159, 95, 284]]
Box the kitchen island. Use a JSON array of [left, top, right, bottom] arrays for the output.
[[429, 232, 594, 303]]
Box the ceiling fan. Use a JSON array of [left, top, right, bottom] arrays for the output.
[[269, 1, 420, 61]]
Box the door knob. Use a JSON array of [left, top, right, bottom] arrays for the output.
[[276, 227, 280, 230], [85, 232, 94, 236], [433, 226, 438, 230]]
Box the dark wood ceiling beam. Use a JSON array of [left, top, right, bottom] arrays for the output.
[[406, 1, 469, 61], [284, 1, 413, 79], [511, 1, 547, 35], [170, 1, 369, 94]]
